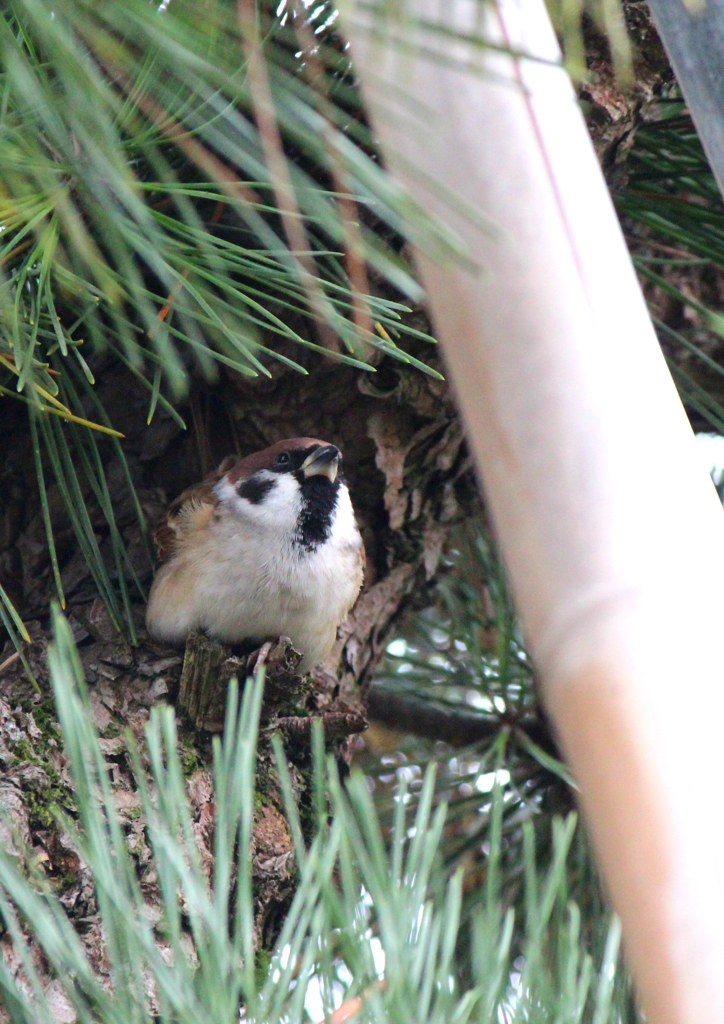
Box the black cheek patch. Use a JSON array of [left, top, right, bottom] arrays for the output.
[[237, 476, 275, 504]]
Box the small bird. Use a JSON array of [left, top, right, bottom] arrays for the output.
[[146, 438, 364, 671]]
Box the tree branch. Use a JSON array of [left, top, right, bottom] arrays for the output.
[[366, 685, 557, 753]]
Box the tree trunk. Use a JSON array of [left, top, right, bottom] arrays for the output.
[[0, 338, 477, 994]]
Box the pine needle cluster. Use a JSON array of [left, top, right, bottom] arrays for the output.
[[0, 611, 629, 1024]]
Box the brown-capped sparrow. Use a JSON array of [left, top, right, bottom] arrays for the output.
[[146, 438, 365, 671]]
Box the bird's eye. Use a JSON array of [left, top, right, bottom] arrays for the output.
[[275, 451, 290, 467]]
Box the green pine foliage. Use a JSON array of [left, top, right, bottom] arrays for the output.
[[0, 0, 449, 650], [0, 0, 447, 394], [1, 0, 724, 649], [0, 610, 629, 1024], [1, 6, 724, 1022], [362, 523, 625, 1002], [616, 100, 724, 431]]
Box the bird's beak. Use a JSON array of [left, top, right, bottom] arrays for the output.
[[302, 445, 340, 483]]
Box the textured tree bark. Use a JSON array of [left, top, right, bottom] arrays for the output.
[[0, 337, 475, 689], [0, 338, 477, 1001]]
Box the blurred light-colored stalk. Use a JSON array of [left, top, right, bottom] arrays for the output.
[[340, 1, 724, 1021]]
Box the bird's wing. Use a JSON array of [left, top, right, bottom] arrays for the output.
[[152, 459, 231, 564]]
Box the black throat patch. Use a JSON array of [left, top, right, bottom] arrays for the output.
[[296, 475, 340, 551]]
